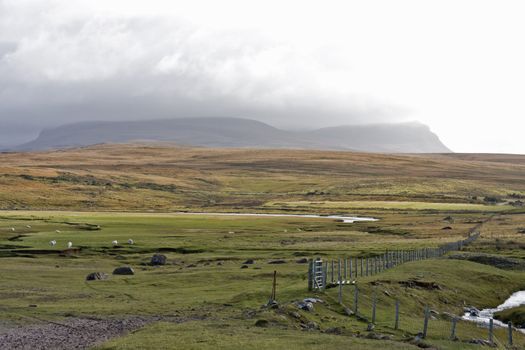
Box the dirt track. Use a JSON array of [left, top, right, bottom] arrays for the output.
[[0, 316, 175, 350]]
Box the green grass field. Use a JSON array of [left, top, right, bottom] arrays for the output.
[[1, 145, 525, 349], [1, 210, 525, 349]]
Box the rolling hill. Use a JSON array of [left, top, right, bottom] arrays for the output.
[[0, 143, 523, 211]]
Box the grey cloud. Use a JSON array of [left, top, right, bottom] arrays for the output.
[[0, 4, 405, 147]]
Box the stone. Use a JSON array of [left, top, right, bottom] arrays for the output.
[[255, 319, 269, 327], [112, 266, 135, 275], [241, 265, 249, 269], [289, 311, 301, 319], [296, 258, 308, 264], [366, 323, 375, 331], [297, 301, 314, 312], [150, 254, 167, 266], [243, 259, 255, 264], [303, 298, 323, 304], [468, 339, 494, 346], [86, 272, 109, 281], [343, 307, 354, 316], [305, 321, 319, 330], [464, 307, 480, 317]]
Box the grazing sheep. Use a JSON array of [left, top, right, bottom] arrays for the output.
[[112, 240, 118, 246], [67, 241, 72, 249], [26, 225, 32, 228], [10, 227, 15, 232], [228, 231, 235, 234], [55, 230, 61, 233], [49, 240, 57, 246], [127, 239, 134, 245]]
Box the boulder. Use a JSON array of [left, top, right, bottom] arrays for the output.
[[343, 307, 354, 316], [86, 272, 109, 281], [296, 258, 308, 264], [297, 301, 314, 312], [243, 259, 255, 264], [303, 298, 323, 304], [112, 266, 135, 275], [150, 254, 167, 266], [255, 319, 269, 327]]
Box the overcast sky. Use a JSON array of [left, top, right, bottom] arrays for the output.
[[0, 0, 524, 153]]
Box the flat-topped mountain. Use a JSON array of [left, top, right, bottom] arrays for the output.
[[14, 117, 451, 153]]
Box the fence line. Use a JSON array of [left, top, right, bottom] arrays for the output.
[[308, 231, 480, 290], [320, 283, 516, 347], [304, 227, 521, 346]]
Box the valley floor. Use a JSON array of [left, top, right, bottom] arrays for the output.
[[1, 209, 525, 349], [1, 145, 525, 349]]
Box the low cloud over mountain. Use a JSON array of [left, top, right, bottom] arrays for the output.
[[14, 117, 450, 153]]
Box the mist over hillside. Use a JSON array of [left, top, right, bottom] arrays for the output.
[[13, 118, 451, 153]]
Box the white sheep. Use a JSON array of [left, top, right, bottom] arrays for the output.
[[49, 240, 57, 246], [26, 225, 32, 228], [67, 241, 72, 249], [127, 239, 134, 245], [55, 230, 61, 233], [10, 227, 15, 232], [228, 231, 235, 234], [112, 240, 118, 246]]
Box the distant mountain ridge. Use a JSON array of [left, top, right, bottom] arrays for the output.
[[14, 117, 451, 153]]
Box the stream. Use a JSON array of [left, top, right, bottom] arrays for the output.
[[463, 290, 525, 333], [178, 212, 378, 223]]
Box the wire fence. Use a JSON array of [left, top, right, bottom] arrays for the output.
[[308, 232, 481, 290], [304, 228, 524, 347], [321, 283, 520, 347]]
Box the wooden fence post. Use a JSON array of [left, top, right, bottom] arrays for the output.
[[338, 259, 341, 283], [394, 300, 400, 330], [372, 291, 377, 324], [353, 285, 359, 314], [423, 306, 430, 339], [323, 261, 328, 290], [360, 258, 363, 277], [450, 318, 457, 340], [344, 258, 348, 281], [308, 259, 314, 291], [331, 260, 335, 284], [489, 318, 494, 344], [508, 321, 513, 346], [338, 270, 343, 304], [349, 258, 353, 279]]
